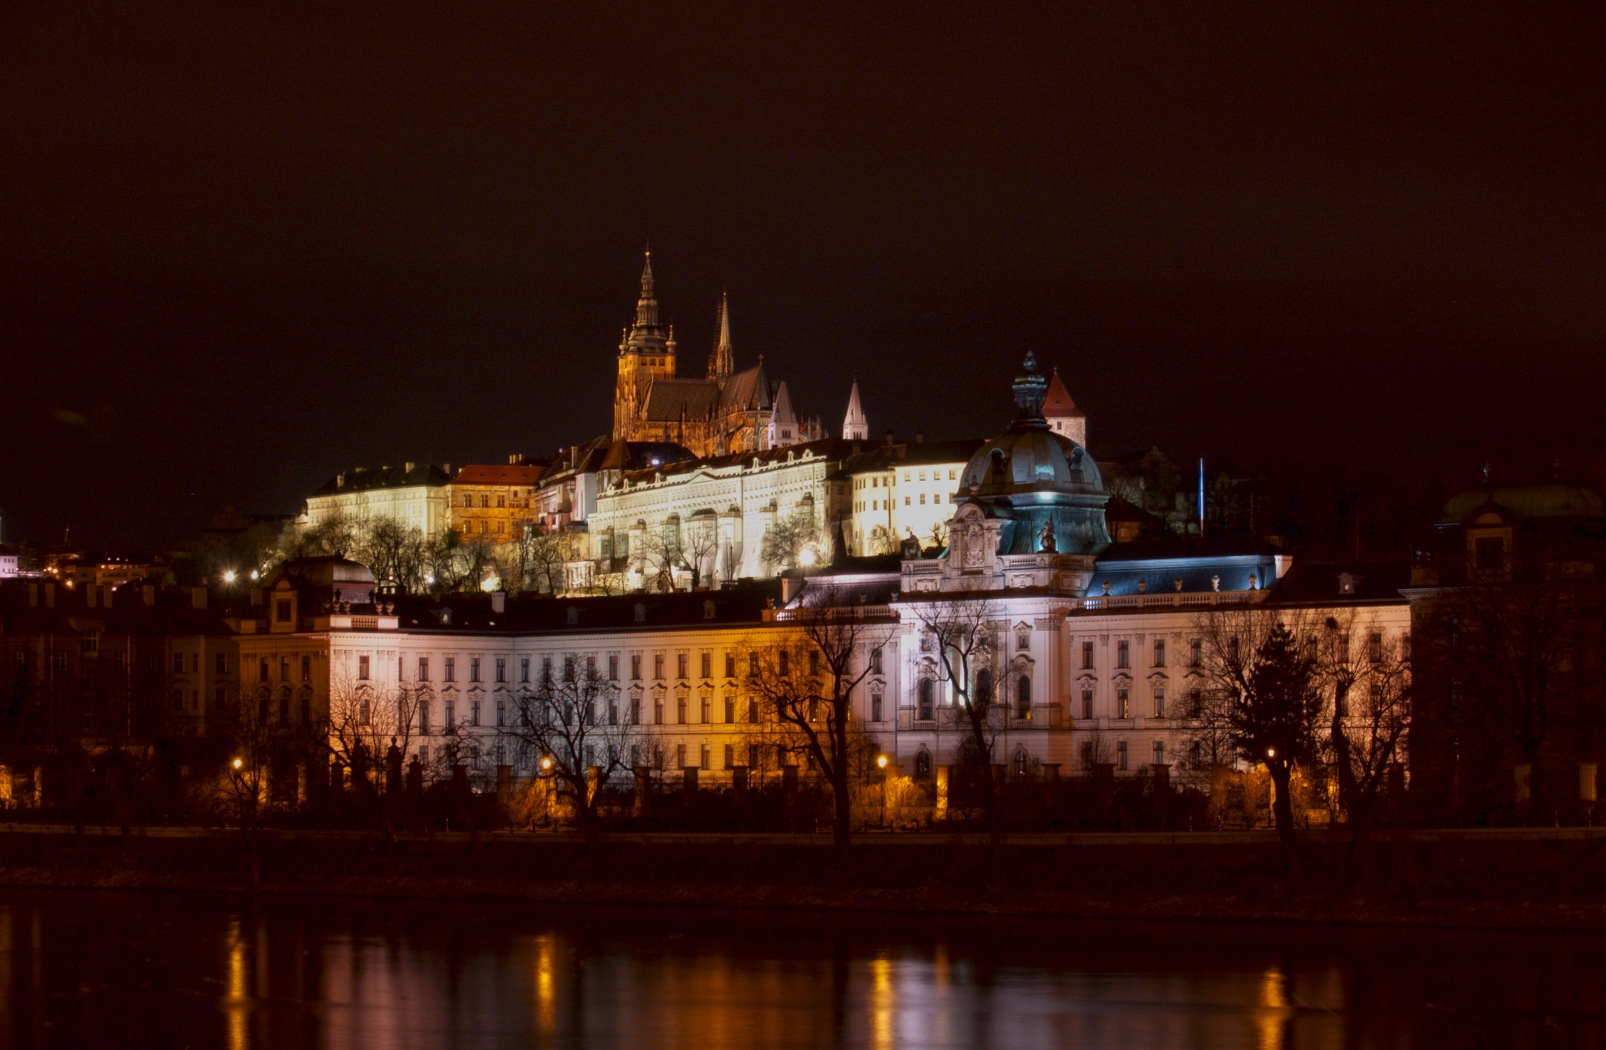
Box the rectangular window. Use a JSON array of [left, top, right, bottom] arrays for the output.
[[496, 700, 505, 727], [808, 650, 821, 676], [654, 654, 665, 680], [418, 657, 430, 682], [1190, 742, 1202, 770], [676, 744, 687, 769], [1368, 632, 1384, 663], [700, 744, 711, 770], [724, 744, 734, 770], [470, 657, 481, 683], [870, 647, 883, 674], [564, 656, 575, 682], [1475, 535, 1505, 572], [678, 653, 689, 679], [700, 694, 711, 723], [173, 652, 185, 674], [444, 700, 455, 728], [470, 700, 481, 726], [778, 650, 790, 677], [259, 658, 269, 682], [495, 657, 506, 683], [521, 657, 530, 683], [609, 654, 619, 681], [1081, 741, 1095, 771], [275, 599, 291, 623], [677, 696, 687, 724], [919, 679, 935, 720], [654, 697, 664, 725], [1153, 639, 1166, 667], [280, 657, 289, 682], [190, 653, 200, 673], [358, 655, 371, 681], [700, 652, 712, 679], [1190, 638, 1202, 666], [215, 652, 227, 675], [871, 692, 883, 722], [542, 656, 552, 681], [632, 654, 642, 680], [1153, 686, 1166, 718], [1153, 740, 1165, 767], [749, 653, 760, 677], [1189, 688, 1203, 718], [1082, 641, 1095, 669], [419, 702, 430, 734], [1081, 688, 1093, 720], [1117, 641, 1129, 668], [724, 695, 735, 723], [748, 697, 759, 724], [587, 655, 596, 679], [444, 657, 456, 682], [1118, 687, 1130, 719], [725, 653, 736, 678], [1117, 740, 1128, 771]]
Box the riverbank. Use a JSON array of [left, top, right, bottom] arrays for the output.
[[1, 825, 1603, 929]]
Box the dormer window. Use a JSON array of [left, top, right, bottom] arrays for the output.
[[1475, 536, 1505, 573]]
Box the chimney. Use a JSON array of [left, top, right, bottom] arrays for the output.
[[28, 583, 37, 607], [337, 473, 345, 489], [143, 585, 156, 606], [191, 587, 207, 609], [405, 461, 416, 473], [443, 463, 452, 476], [915, 431, 924, 443], [491, 591, 506, 614], [508, 453, 521, 466], [885, 430, 895, 446], [44, 583, 54, 608], [781, 575, 803, 603]]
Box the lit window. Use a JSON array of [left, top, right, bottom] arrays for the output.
[[358, 655, 370, 680]]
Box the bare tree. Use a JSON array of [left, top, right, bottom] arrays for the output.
[[1314, 611, 1411, 857], [1190, 607, 1325, 854], [761, 508, 822, 573], [913, 596, 1006, 852], [359, 517, 429, 594], [327, 665, 417, 808], [682, 514, 720, 589], [737, 583, 886, 850], [636, 525, 687, 592], [865, 525, 896, 557], [924, 522, 950, 553], [507, 527, 572, 595], [501, 660, 640, 846]]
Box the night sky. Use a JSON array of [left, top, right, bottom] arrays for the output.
[[4, 3, 1603, 551]]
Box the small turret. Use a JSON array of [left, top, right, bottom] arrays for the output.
[[842, 380, 869, 441]]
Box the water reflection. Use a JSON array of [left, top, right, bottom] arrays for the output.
[[0, 889, 1599, 1048]]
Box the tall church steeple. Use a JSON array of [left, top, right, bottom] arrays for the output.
[[614, 249, 677, 441], [842, 380, 869, 441], [707, 291, 734, 380]]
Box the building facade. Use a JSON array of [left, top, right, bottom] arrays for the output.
[[448, 461, 543, 540], [306, 463, 452, 538]]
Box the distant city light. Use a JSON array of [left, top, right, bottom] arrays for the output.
[[249, 570, 259, 581], [232, 758, 243, 770], [222, 570, 236, 584]]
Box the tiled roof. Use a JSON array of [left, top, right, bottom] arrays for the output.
[[451, 465, 542, 486], [311, 464, 451, 497], [1043, 370, 1083, 417]]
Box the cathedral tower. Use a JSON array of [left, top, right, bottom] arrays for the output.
[[613, 251, 679, 440], [707, 291, 734, 380]]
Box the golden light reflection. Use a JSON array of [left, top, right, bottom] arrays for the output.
[[1256, 964, 1288, 1050], [226, 918, 248, 1050], [869, 956, 894, 1050], [534, 935, 556, 1033]]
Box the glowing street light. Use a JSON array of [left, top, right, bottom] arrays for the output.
[[232, 757, 243, 770], [540, 756, 552, 772], [1266, 747, 1277, 760], [222, 570, 237, 584], [876, 754, 888, 770], [798, 547, 817, 567]]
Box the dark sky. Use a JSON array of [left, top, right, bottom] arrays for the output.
[[4, 3, 1604, 551]]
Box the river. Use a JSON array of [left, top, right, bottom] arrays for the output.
[[0, 889, 1598, 1047]]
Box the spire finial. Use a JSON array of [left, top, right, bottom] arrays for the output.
[[1011, 351, 1048, 426], [707, 290, 735, 379]]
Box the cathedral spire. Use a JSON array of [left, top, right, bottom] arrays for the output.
[[707, 290, 734, 379], [635, 249, 659, 329], [842, 379, 869, 441]]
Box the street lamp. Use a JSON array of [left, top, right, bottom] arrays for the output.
[[232, 757, 243, 771], [877, 753, 890, 828], [222, 570, 236, 585]]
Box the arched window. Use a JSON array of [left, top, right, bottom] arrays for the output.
[[976, 667, 994, 706], [1013, 749, 1030, 779], [918, 678, 935, 720], [914, 750, 932, 780], [1017, 675, 1031, 718]]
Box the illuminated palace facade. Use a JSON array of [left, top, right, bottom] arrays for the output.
[[238, 357, 1408, 794]]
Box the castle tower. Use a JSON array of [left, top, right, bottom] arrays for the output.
[[613, 251, 678, 440], [1042, 368, 1087, 447], [766, 380, 798, 449], [842, 380, 869, 441], [707, 291, 734, 380]]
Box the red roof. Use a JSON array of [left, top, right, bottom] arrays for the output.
[[451, 464, 542, 486], [1043, 370, 1083, 417]]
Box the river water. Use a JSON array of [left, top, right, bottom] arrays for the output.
[[0, 890, 1598, 1048]]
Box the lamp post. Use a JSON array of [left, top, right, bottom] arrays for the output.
[[877, 753, 889, 828]]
